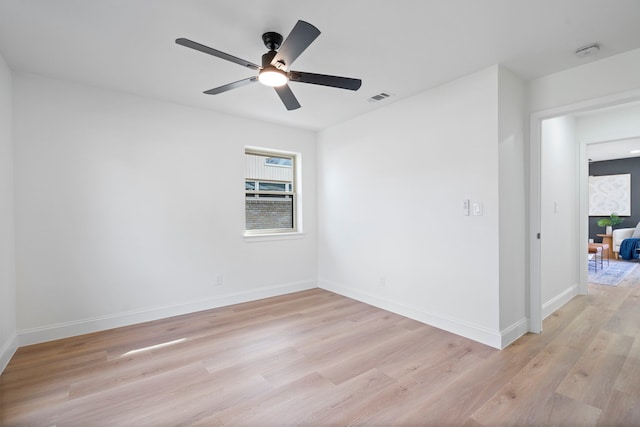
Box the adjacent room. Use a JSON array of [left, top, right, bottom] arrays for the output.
[[2, 1, 640, 425], [583, 102, 640, 286], [540, 101, 640, 299]]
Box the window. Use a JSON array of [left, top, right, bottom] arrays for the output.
[[265, 157, 293, 167], [245, 180, 292, 198], [245, 149, 297, 234]]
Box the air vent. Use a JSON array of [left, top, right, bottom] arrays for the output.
[[368, 92, 392, 103]]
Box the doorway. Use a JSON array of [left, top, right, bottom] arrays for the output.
[[529, 91, 640, 333]]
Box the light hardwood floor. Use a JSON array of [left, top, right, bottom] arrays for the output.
[[2, 268, 640, 426]]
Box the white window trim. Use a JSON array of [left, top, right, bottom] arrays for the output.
[[244, 146, 303, 238], [243, 231, 305, 242]]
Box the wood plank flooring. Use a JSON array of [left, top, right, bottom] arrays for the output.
[[1, 268, 640, 426]]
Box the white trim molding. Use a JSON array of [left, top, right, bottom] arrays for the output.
[[18, 279, 317, 347], [542, 284, 579, 320], [319, 278, 505, 349], [0, 333, 18, 374], [501, 318, 529, 349]]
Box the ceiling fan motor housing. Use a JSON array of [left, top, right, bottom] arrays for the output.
[[262, 32, 283, 51], [262, 50, 277, 68]]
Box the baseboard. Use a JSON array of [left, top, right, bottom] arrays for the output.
[[0, 333, 18, 374], [500, 317, 529, 349], [542, 284, 579, 320], [18, 279, 317, 347], [319, 278, 503, 349]]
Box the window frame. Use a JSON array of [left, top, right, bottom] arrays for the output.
[[244, 147, 300, 236], [245, 180, 292, 196]]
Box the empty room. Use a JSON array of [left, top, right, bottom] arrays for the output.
[[2, 1, 640, 425]]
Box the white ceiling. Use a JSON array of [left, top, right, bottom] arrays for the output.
[[587, 137, 640, 162], [575, 100, 640, 162], [1, 0, 640, 131]]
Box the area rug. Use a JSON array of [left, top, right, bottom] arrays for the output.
[[588, 260, 637, 286]]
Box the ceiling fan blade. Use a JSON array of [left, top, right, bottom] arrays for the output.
[[289, 71, 362, 91], [176, 38, 260, 70], [271, 21, 320, 70], [274, 85, 301, 110], [204, 77, 258, 95]]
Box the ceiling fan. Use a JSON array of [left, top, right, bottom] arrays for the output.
[[176, 20, 362, 111]]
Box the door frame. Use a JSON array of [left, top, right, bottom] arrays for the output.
[[529, 88, 640, 333]]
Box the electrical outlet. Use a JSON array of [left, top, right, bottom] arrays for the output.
[[215, 275, 223, 286], [380, 276, 386, 287]]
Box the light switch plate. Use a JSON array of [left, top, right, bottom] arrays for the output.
[[472, 202, 483, 216], [463, 199, 470, 216]]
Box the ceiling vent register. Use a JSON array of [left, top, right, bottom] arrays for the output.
[[368, 92, 392, 102]]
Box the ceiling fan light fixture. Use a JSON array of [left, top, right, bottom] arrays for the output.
[[176, 20, 361, 110], [258, 67, 288, 87]]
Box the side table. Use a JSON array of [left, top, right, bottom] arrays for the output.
[[596, 234, 614, 259]]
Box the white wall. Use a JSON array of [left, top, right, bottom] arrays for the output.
[[529, 48, 640, 113], [577, 103, 640, 144], [540, 116, 579, 316], [0, 51, 17, 372], [8, 47, 640, 353], [497, 67, 527, 345], [13, 73, 318, 345], [318, 66, 504, 347]]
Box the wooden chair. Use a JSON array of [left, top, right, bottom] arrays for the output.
[[588, 243, 610, 271]]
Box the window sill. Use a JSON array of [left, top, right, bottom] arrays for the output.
[[243, 232, 305, 243]]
